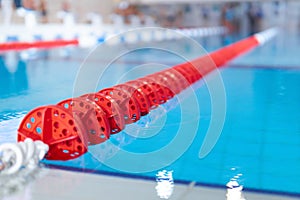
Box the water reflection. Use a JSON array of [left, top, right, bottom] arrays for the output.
[[0, 52, 28, 98]]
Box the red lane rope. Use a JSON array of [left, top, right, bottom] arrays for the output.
[[16, 31, 271, 161], [0, 39, 79, 51]]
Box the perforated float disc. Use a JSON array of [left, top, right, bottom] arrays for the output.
[[143, 76, 175, 102], [17, 105, 87, 160], [148, 71, 180, 95], [173, 63, 201, 84], [99, 87, 141, 124], [81, 93, 125, 134], [114, 83, 151, 116], [163, 69, 190, 93], [57, 97, 110, 145], [126, 80, 160, 109]]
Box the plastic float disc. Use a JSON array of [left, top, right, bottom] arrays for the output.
[[126, 80, 160, 109], [147, 72, 170, 88], [188, 55, 212, 78], [172, 66, 192, 84], [161, 69, 190, 93], [99, 87, 141, 124], [114, 83, 151, 116], [173, 63, 201, 84], [17, 105, 87, 160], [180, 63, 202, 82], [173, 65, 196, 84], [82, 93, 125, 134], [145, 74, 175, 101], [140, 77, 174, 103], [154, 71, 183, 95], [187, 64, 202, 82], [57, 97, 110, 145]]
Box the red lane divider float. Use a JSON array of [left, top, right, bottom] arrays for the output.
[[17, 28, 278, 160], [0, 39, 79, 51]]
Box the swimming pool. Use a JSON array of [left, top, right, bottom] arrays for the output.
[[0, 32, 299, 197]]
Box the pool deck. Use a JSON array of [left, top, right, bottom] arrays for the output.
[[3, 168, 299, 200]]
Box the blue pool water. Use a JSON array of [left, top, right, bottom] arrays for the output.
[[0, 33, 300, 196]]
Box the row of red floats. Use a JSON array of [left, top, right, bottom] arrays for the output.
[[17, 61, 207, 160], [17, 35, 260, 161]]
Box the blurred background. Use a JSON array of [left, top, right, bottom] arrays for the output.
[[0, 0, 299, 34]]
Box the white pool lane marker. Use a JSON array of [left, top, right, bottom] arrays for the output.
[[254, 27, 279, 45], [0, 25, 227, 48]]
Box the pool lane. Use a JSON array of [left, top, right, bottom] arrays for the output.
[[0, 32, 300, 196]]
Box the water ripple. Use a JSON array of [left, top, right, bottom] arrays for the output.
[[0, 112, 25, 144]]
